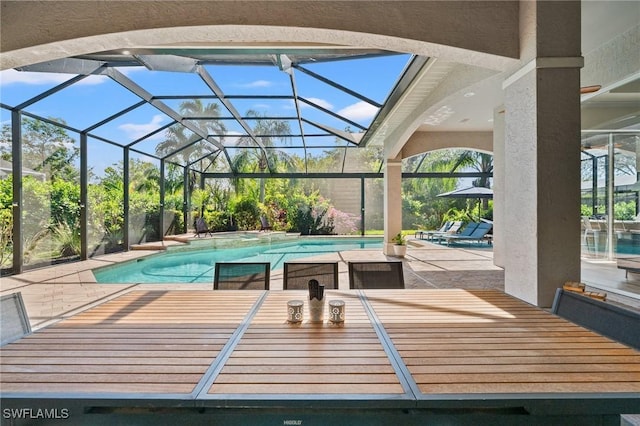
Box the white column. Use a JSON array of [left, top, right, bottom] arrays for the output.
[[492, 106, 506, 268], [503, 59, 582, 307], [502, 0, 582, 307], [383, 158, 403, 255]]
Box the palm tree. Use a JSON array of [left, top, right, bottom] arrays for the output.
[[155, 100, 227, 195], [231, 110, 293, 202]]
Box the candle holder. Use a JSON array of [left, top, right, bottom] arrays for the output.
[[328, 300, 345, 323], [287, 300, 304, 323]]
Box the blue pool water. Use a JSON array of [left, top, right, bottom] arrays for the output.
[[94, 237, 383, 283]]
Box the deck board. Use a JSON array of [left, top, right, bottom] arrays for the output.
[[364, 289, 640, 395], [0, 290, 261, 395], [207, 290, 406, 396]]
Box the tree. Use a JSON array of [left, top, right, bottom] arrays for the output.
[[231, 110, 293, 202], [155, 100, 227, 195], [20, 117, 79, 182]]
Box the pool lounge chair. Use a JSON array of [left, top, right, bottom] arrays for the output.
[[424, 221, 463, 241], [444, 222, 492, 246], [259, 215, 273, 232], [194, 217, 213, 238], [432, 222, 476, 244], [416, 221, 452, 240]]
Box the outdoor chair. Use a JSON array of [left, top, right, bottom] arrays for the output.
[[214, 262, 271, 290], [194, 217, 213, 238], [424, 220, 463, 241], [259, 215, 273, 232], [582, 216, 607, 256], [283, 261, 339, 290], [433, 222, 478, 244], [1, 292, 31, 346], [444, 222, 492, 246], [348, 261, 405, 289], [415, 221, 451, 240]]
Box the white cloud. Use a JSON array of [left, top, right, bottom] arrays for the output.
[[303, 97, 334, 110], [221, 131, 244, 146], [118, 115, 166, 140], [0, 69, 108, 86], [337, 101, 378, 121], [237, 80, 273, 88], [252, 104, 270, 110]]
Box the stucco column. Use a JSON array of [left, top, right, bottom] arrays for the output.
[[492, 106, 506, 268], [383, 158, 403, 255], [502, 0, 582, 307]]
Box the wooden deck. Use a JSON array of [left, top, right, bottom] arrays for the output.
[[1, 289, 639, 425], [365, 289, 640, 395]]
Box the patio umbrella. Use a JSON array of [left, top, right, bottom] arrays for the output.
[[437, 186, 493, 219]]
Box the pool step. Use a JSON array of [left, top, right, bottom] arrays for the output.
[[131, 240, 186, 251], [131, 244, 167, 251]]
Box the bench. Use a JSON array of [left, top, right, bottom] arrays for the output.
[[551, 288, 640, 350], [616, 257, 640, 278]]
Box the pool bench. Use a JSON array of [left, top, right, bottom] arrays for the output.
[[551, 288, 640, 350]]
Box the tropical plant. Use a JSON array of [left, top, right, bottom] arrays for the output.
[[614, 200, 637, 220], [0, 208, 12, 268], [52, 222, 81, 257], [191, 188, 210, 218], [391, 232, 405, 245], [231, 197, 261, 230], [231, 110, 293, 201]]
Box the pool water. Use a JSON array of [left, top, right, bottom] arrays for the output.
[[93, 237, 383, 283]]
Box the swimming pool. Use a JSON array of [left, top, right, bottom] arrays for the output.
[[93, 237, 383, 283]]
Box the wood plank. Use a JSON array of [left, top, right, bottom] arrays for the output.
[[1, 364, 207, 374], [411, 372, 640, 384], [1, 383, 196, 393], [219, 365, 396, 374], [398, 348, 638, 357], [224, 357, 393, 366], [215, 373, 401, 384], [1, 373, 204, 383], [0, 357, 213, 365], [421, 382, 640, 394], [210, 383, 405, 394], [408, 363, 640, 374]]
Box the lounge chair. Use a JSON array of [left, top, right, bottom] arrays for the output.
[[283, 261, 339, 290], [348, 261, 405, 289], [259, 215, 273, 232], [444, 222, 492, 246], [432, 221, 476, 244], [214, 262, 270, 290], [424, 220, 463, 241], [194, 217, 212, 238], [415, 221, 451, 240]]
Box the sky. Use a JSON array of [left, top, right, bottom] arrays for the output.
[[0, 54, 412, 175]]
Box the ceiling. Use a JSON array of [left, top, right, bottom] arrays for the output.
[[3, 0, 638, 173], [416, 0, 640, 134]]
